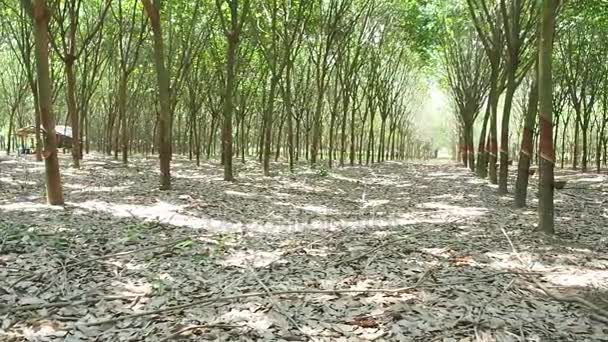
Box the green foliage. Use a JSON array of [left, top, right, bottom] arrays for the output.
[[175, 238, 195, 250], [151, 275, 172, 295], [124, 223, 148, 242], [316, 165, 329, 177], [0, 0, 470, 163]]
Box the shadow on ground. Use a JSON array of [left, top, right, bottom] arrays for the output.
[[1, 153, 607, 341]]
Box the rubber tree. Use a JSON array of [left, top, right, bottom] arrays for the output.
[[216, 0, 250, 181], [309, 0, 352, 166], [444, 27, 490, 171], [49, 0, 111, 168], [113, 0, 147, 164], [255, 0, 309, 175], [142, 0, 172, 190], [467, 0, 505, 183], [23, 0, 64, 205], [335, 4, 371, 166], [514, 62, 538, 208], [3, 2, 43, 160], [537, 0, 558, 235], [497, 0, 538, 194], [0, 65, 28, 155], [558, 24, 602, 172], [278, 0, 311, 172]]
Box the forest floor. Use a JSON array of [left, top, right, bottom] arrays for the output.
[[1, 153, 608, 342]]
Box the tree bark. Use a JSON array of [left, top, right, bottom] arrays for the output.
[[498, 71, 516, 193], [119, 73, 128, 164], [514, 71, 538, 208], [487, 65, 500, 184], [538, 0, 558, 234], [222, 33, 238, 181], [143, 0, 172, 190], [476, 104, 491, 178], [31, 0, 64, 205], [65, 59, 80, 168]]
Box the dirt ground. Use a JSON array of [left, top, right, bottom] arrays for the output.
[[1, 153, 607, 341]]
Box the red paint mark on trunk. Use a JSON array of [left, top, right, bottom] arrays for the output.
[[488, 138, 498, 157], [521, 128, 534, 156], [539, 116, 555, 163]]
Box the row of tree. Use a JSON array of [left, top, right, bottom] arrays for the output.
[[0, 0, 438, 204], [444, 0, 607, 234]]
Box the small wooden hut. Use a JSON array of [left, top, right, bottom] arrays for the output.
[[16, 125, 73, 149]]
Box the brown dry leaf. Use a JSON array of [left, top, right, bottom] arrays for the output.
[[453, 255, 475, 267], [351, 316, 379, 329]]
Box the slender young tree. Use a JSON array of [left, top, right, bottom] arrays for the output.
[[23, 0, 64, 205], [514, 64, 538, 208], [538, 0, 558, 234], [114, 0, 147, 164], [467, 0, 505, 183], [444, 27, 489, 171], [309, 0, 352, 166], [3, 2, 43, 160], [49, 0, 111, 168], [217, 0, 250, 181], [497, 0, 537, 194], [142, 0, 172, 190]]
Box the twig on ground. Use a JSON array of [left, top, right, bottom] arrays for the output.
[[561, 187, 607, 192], [590, 314, 608, 324], [529, 278, 608, 320], [9, 272, 43, 289], [9, 238, 193, 289], [500, 225, 526, 266], [84, 288, 418, 327], [66, 237, 192, 269], [84, 271, 522, 327], [0, 294, 145, 314], [474, 278, 516, 325], [248, 266, 313, 340], [335, 236, 418, 267], [500, 223, 608, 322]]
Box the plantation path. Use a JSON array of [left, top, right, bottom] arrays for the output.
[[1, 154, 607, 341]]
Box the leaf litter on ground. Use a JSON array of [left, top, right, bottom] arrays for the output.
[[0, 153, 607, 341]]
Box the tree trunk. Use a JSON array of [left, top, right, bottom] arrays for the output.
[[378, 118, 386, 163], [32, 0, 64, 205], [310, 81, 325, 166], [284, 65, 295, 171], [241, 112, 247, 163], [263, 78, 278, 176], [476, 104, 491, 178], [581, 125, 588, 172], [65, 60, 80, 168], [119, 73, 128, 164], [464, 122, 475, 171], [339, 90, 349, 167], [499, 71, 516, 193], [367, 105, 375, 165], [560, 116, 569, 169], [275, 114, 284, 161], [7, 108, 15, 155], [222, 33, 238, 181], [143, 0, 172, 190], [514, 71, 538, 208], [573, 114, 580, 169], [29, 78, 43, 161], [596, 122, 604, 173], [487, 66, 500, 184], [349, 102, 356, 166], [538, 0, 557, 234]]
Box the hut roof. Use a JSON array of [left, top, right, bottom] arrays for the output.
[[15, 125, 73, 138]]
